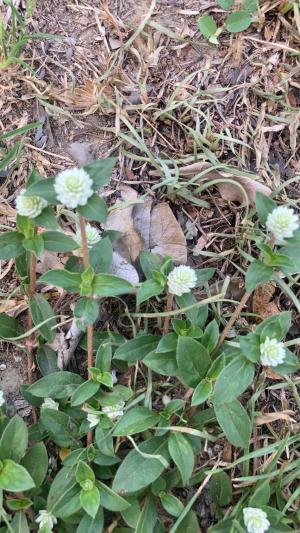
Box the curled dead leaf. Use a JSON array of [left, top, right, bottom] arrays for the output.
[[255, 411, 296, 425], [149, 203, 187, 264], [105, 185, 143, 263], [150, 162, 272, 206], [252, 283, 280, 321]]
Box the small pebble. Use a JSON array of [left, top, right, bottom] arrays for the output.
[[0, 364, 6, 371]]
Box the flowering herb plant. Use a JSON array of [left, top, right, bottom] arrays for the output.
[[0, 159, 299, 532]]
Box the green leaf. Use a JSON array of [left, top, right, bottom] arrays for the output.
[[156, 333, 178, 353], [0, 314, 23, 339], [195, 268, 215, 287], [256, 192, 277, 225], [245, 260, 273, 292], [34, 206, 59, 229], [168, 432, 194, 485], [274, 348, 300, 374], [160, 492, 184, 517], [139, 251, 162, 279], [191, 379, 213, 406], [95, 343, 112, 372], [95, 426, 114, 457], [16, 215, 35, 236], [198, 15, 217, 38], [84, 158, 116, 189], [244, 0, 258, 13], [214, 399, 251, 448], [143, 350, 179, 376], [175, 511, 199, 533], [76, 507, 104, 533], [10, 511, 30, 533], [217, 0, 234, 8], [240, 333, 261, 363], [226, 10, 252, 32], [135, 496, 157, 533], [137, 279, 164, 305], [36, 345, 58, 375], [92, 273, 133, 296], [0, 415, 28, 462], [6, 498, 33, 510], [114, 335, 160, 363], [113, 407, 161, 436], [71, 380, 100, 406], [0, 460, 35, 491], [90, 237, 113, 273], [47, 466, 77, 511], [202, 319, 219, 353], [74, 297, 99, 331], [24, 178, 57, 203], [21, 442, 48, 488], [76, 460, 95, 483], [176, 337, 211, 388], [22, 234, 44, 257], [28, 371, 83, 398], [43, 231, 79, 252], [77, 194, 108, 223], [249, 480, 270, 507], [175, 292, 208, 327], [30, 293, 56, 342], [256, 311, 291, 338], [39, 269, 82, 292], [98, 481, 129, 511], [279, 246, 300, 274], [41, 409, 78, 447], [206, 353, 226, 380], [210, 471, 232, 506], [80, 486, 100, 518], [0, 232, 25, 260], [112, 437, 169, 494], [214, 355, 255, 402]]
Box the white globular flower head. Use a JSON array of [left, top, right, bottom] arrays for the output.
[[102, 401, 125, 420], [54, 168, 93, 209], [0, 391, 5, 407], [36, 510, 57, 532], [75, 223, 101, 248], [266, 206, 299, 243], [15, 190, 47, 219], [41, 397, 59, 411], [243, 507, 270, 533], [260, 336, 285, 367], [167, 265, 197, 296], [87, 412, 100, 429]]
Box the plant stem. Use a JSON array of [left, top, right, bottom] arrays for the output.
[[214, 291, 251, 355], [27, 249, 37, 422], [79, 216, 94, 445], [162, 292, 173, 335]]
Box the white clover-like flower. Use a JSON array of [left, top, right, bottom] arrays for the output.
[[36, 510, 57, 532], [243, 507, 270, 533], [102, 401, 125, 420], [0, 391, 5, 407], [260, 336, 285, 367], [15, 189, 47, 218], [75, 223, 101, 248], [266, 206, 299, 243], [167, 265, 197, 296], [54, 168, 93, 209], [87, 412, 100, 429], [41, 397, 59, 411]]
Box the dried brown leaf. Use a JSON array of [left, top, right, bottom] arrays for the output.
[[149, 203, 187, 264], [105, 186, 142, 263], [252, 283, 280, 320], [255, 411, 296, 425]]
